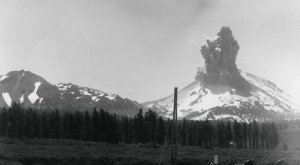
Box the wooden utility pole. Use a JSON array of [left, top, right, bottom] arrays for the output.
[[171, 87, 178, 165]]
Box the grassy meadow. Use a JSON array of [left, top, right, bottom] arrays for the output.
[[0, 137, 300, 165]]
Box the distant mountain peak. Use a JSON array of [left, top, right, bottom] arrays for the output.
[[0, 70, 140, 116]]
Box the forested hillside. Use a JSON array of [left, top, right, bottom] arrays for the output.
[[0, 102, 286, 150]]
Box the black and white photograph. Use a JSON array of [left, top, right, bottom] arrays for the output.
[[0, 0, 300, 164]]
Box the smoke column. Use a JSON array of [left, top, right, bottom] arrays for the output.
[[200, 26, 239, 74], [195, 26, 251, 96]]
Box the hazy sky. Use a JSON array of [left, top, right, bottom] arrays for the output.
[[0, 0, 300, 103]]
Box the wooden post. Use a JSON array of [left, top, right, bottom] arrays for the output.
[[171, 87, 178, 165]]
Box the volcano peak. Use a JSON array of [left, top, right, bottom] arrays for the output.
[[144, 27, 297, 121]]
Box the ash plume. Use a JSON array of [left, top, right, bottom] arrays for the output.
[[195, 26, 251, 95], [200, 26, 239, 74]]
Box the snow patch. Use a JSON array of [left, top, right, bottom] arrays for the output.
[[106, 94, 116, 100], [147, 103, 153, 108], [215, 47, 221, 53], [20, 94, 24, 103], [92, 96, 100, 102], [56, 83, 72, 91], [2, 92, 12, 107], [28, 82, 42, 104], [192, 110, 211, 120], [39, 98, 44, 104], [0, 75, 9, 82], [56, 83, 121, 103], [79, 89, 92, 96], [214, 114, 243, 122]]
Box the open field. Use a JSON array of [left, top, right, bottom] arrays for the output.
[[278, 128, 300, 151], [0, 138, 300, 165]]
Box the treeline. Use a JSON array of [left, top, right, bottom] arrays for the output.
[[0, 103, 279, 149], [276, 119, 300, 130]]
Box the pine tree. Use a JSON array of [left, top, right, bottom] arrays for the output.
[[225, 122, 232, 148], [157, 116, 165, 145], [233, 121, 241, 148], [203, 120, 213, 148], [0, 108, 8, 137], [241, 122, 248, 149], [197, 121, 204, 147], [83, 111, 92, 141], [180, 119, 187, 145], [15, 104, 25, 138], [40, 112, 49, 138], [68, 113, 74, 139], [99, 109, 107, 142], [269, 122, 279, 150], [32, 110, 40, 138], [248, 122, 253, 149], [123, 117, 130, 144], [145, 109, 157, 147], [260, 123, 267, 149], [252, 120, 260, 149], [73, 111, 82, 140], [136, 109, 145, 144], [91, 108, 99, 141]]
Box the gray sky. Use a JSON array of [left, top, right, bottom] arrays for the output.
[[0, 0, 300, 103]]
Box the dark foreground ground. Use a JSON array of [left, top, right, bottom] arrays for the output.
[[0, 138, 300, 165]]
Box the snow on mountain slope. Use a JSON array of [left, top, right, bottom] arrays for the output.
[[0, 75, 9, 82], [20, 94, 24, 103], [28, 82, 42, 104], [0, 70, 70, 109], [55, 83, 140, 116], [56, 83, 119, 103], [144, 71, 298, 121], [0, 70, 141, 116], [2, 92, 12, 107], [242, 72, 294, 112]]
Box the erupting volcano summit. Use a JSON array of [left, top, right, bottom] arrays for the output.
[[144, 26, 297, 121]]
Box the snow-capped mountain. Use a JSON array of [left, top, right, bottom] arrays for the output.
[[55, 83, 140, 115], [0, 70, 140, 116], [144, 71, 298, 122], [0, 70, 62, 108], [144, 27, 299, 121]]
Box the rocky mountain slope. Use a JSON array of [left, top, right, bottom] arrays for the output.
[[144, 27, 298, 121], [0, 70, 140, 116]]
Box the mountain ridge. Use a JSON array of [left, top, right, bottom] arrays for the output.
[[0, 70, 141, 116]]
